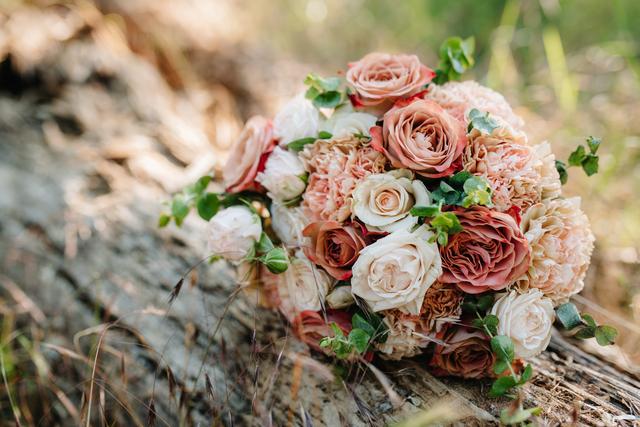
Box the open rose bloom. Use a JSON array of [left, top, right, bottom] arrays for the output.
[[203, 51, 596, 380]]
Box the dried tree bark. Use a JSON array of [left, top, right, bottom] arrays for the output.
[[1, 5, 639, 427]]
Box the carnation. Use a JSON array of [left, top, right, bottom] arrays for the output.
[[426, 80, 524, 129], [375, 312, 431, 360], [352, 169, 430, 232], [418, 282, 463, 332], [223, 116, 276, 193], [301, 137, 387, 222], [351, 225, 442, 315], [490, 289, 555, 359], [207, 206, 262, 262], [256, 146, 307, 203], [517, 198, 595, 303], [274, 93, 321, 146]]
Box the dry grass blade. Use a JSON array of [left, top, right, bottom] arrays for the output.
[[147, 398, 157, 427], [1, 348, 23, 426], [392, 399, 469, 427], [167, 277, 184, 305], [166, 366, 177, 399], [362, 360, 403, 409], [205, 372, 215, 401]]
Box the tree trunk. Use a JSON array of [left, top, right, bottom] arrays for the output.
[[1, 5, 638, 427]]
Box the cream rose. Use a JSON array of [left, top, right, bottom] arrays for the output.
[[323, 107, 378, 140], [352, 169, 430, 232], [270, 202, 309, 248], [517, 198, 594, 303], [274, 93, 321, 146], [285, 250, 333, 312], [256, 147, 307, 202], [351, 225, 442, 315], [207, 206, 262, 262], [490, 289, 555, 359]]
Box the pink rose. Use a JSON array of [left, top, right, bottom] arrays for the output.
[[223, 116, 276, 193], [346, 52, 435, 108], [440, 206, 531, 294], [371, 99, 466, 178], [430, 327, 495, 379]]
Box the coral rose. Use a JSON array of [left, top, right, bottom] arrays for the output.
[[426, 80, 524, 130], [351, 225, 442, 315], [440, 206, 531, 294], [490, 289, 555, 358], [346, 52, 435, 109], [516, 198, 594, 303], [223, 116, 276, 193], [430, 327, 495, 379], [302, 221, 368, 280], [371, 99, 466, 178]]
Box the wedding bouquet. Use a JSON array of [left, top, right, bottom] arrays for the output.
[[160, 38, 616, 405]]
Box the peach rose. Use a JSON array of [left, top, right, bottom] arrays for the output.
[[440, 206, 531, 294], [371, 99, 466, 178], [430, 327, 495, 379], [302, 221, 368, 280], [223, 116, 276, 193], [346, 52, 435, 108]]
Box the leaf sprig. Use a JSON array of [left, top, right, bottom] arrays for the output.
[[555, 302, 617, 346], [429, 171, 493, 208], [467, 108, 500, 134], [319, 312, 387, 359], [288, 131, 333, 152], [555, 136, 601, 184], [410, 203, 462, 246], [304, 73, 348, 109], [433, 36, 475, 85], [158, 176, 220, 227]]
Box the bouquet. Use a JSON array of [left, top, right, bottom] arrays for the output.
[[160, 38, 617, 413]]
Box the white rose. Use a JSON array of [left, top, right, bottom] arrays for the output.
[[285, 250, 333, 312], [490, 289, 555, 359], [323, 107, 377, 139], [351, 225, 442, 314], [274, 93, 321, 146], [207, 206, 262, 262], [352, 169, 430, 232], [270, 202, 309, 248], [256, 147, 307, 202]]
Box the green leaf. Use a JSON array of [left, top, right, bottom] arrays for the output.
[[158, 213, 171, 228], [493, 360, 509, 376], [594, 325, 617, 346], [305, 86, 320, 100], [317, 130, 333, 139], [574, 326, 596, 340], [171, 197, 190, 226], [288, 137, 317, 152], [313, 91, 342, 109], [348, 328, 371, 354], [555, 160, 568, 185], [581, 313, 597, 328], [410, 205, 440, 217], [256, 232, 275, 254], [196, 193, 220, 221], [435, 37, 475, 84], [568, 145, 586, 167], [489, 376, 517, 397], [449, 171, 473, 187], [586, 136, 601, 154], [467, 108, 499, 134], [519, 364, 533, 384], [555, 302, 583, 330], [352, 313, 375, 337], [491, 335, 515, 363], [484, 314, 499, 336], [477, 294, 495, 312], [581, 154, 599, 176], [189, 175, 211, 195]]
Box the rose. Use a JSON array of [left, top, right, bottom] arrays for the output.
[[426, 80, 524, 130], [207, 206, 262, 262], [430, 327, 495, 379], [270, 202, 309, 248], [326, 285, 355, 309], [223, 116, 276, 193], [322, 107, 377, 139], [284, 250, 333, 312], [490, 289, 555, 358], [439, 206, 531, 294], [274, 93, 322, 146], [256, 146, 307, 202], [351, 225, 442, 315], [302, 221, 368, 280], [292, 310, 352, 353], [370, 99, 466, 178], [516, 198, 594, 303], [352, 169, 430, 232], [346, 52, 435, 108]]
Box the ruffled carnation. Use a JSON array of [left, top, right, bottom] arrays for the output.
[[301, 137, 387, 222], [426, 80, 524, 129], [418, 282, 464, 332], [517, 198, 595, 304], [223, 116, 276, 193], [375, 312, 432, 360], [440, 206, 531, 294], [371, 99, 466, 178]]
